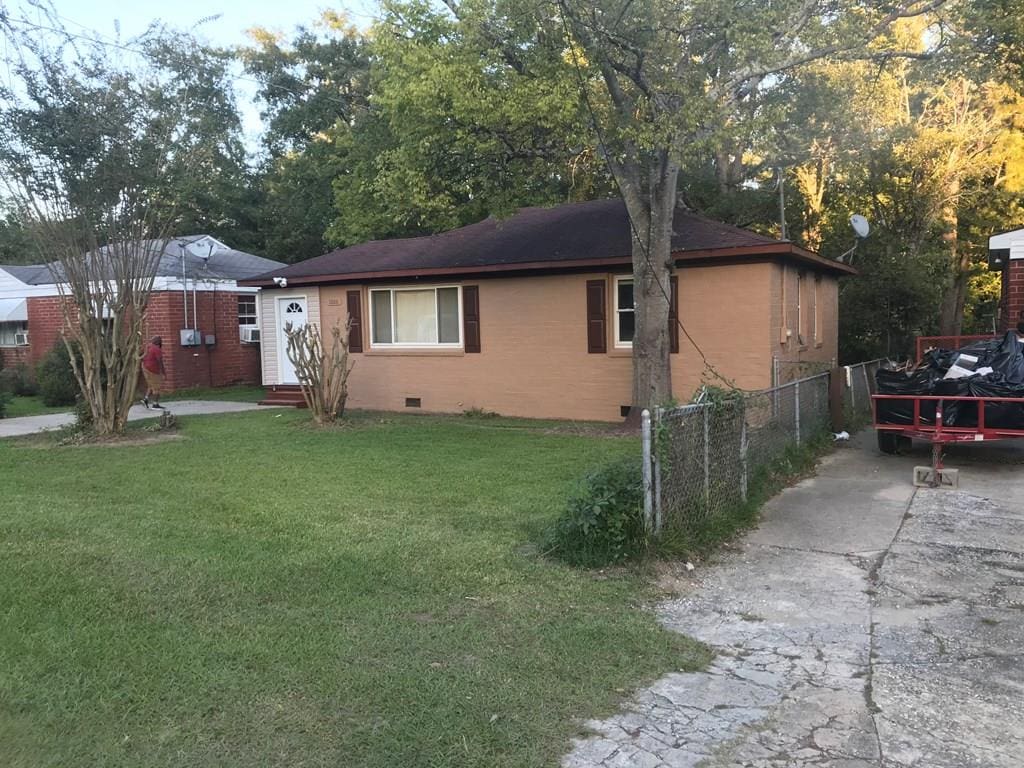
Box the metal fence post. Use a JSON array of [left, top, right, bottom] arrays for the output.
[[703, 405, 711, 509], [739, 416, 748, 502], [848, 365, 856, 413], [641, 409, 654, 535], [794, 380, 801, 445]]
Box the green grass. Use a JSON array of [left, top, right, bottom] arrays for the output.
[[0, 410, 708, 768], [2, 395, 71, 418], [162, 384, 266, 403]]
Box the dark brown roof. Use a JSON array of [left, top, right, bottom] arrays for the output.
[[243, 198, 854, 286]]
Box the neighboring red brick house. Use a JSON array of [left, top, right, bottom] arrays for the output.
[[0, 236, 282, 390], [991, 227, 1024, 332]]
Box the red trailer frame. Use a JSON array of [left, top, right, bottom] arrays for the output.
[[872, 393, 1024, 486]]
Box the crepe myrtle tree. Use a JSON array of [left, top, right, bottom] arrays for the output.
[[0, 5, 223, 434], [284, 319, 355, 425], [437, 0, 947, 410]]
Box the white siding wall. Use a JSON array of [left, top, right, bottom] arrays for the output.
[[259, 287, 321, 386], [260, 290, 277, 385]]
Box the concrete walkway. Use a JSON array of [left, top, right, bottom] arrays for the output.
[[565, 433, 1024, 768], [0, 400, 273, 438]]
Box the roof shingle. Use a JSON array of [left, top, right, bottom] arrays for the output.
[[251, 198, 849, 283]]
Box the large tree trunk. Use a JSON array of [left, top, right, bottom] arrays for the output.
[[713, 143, 745, 195], [939, 262, 971, 336], [794, 150, 831, 252], [625, 153, 677, 410], [938, 181, 967, 335]]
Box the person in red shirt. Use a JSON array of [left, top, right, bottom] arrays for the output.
[[141, 336, 166, 409]]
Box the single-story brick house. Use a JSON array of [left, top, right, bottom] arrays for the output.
[[0, 235, 282, 390], [241, 199, 856, 421]]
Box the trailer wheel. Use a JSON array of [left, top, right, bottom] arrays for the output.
[[878, 431, 913, 455], [878, 431, 900, 455]]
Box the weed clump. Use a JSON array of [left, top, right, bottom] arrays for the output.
[[546, 458, 646, 567]]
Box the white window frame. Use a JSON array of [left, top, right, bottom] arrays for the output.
[[238, 295, 258, 326], [369, 285, 463, 349], [614, 276, 634, 348]]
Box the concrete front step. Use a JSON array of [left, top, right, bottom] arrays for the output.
[[259, 385, 307, 408]]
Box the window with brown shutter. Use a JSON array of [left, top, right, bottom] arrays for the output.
[[586, 279, 607, 353], [463, 285, 481, 353], [346, 290, 363, 352], [669, 276, 679, 354]]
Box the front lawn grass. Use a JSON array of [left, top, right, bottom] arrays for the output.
[[2, 395, 70, 418], [162, 384, 266, 402], [0, 410, 708, 767]]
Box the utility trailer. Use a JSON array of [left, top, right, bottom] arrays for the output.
[[872, 393, 1024, 488]]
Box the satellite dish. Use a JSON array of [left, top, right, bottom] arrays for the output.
[[851, 214, 870, 239]]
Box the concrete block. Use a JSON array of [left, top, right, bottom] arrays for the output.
[[912, 466, 959, 489]]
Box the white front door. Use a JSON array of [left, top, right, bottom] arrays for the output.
[[277, 296, 308, 384]]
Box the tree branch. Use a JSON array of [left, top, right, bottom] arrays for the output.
[[719, 0, 950, 101]]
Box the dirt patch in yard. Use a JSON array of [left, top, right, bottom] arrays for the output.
[[72, 432, 184, 448], [13, 430, 183, 449]]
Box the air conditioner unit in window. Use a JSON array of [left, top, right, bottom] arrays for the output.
[[239, 326, 261, 344], [14, 330, 29, 346]]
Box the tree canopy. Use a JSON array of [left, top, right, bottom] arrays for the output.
[[3, 0, 1023, 366]]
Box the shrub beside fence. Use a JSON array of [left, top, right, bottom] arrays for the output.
[[642, 360, 884, 538]]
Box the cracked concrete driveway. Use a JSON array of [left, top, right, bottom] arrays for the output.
[[564, 433, 1024, 768]]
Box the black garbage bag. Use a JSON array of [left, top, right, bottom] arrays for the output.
[[875, 368, 938, 425], [925, 338, 1002, 375], [966, 374, 1024, 429], [923, 336, 1010, 375], [933, 377, 976, 426], [984, 331, 1024, 384], [923, 348, 958, 374]]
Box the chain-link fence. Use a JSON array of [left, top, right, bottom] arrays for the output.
[[842, 358, 884, 427], [772, 357, 833, 386], [641, 361, 884, 536]]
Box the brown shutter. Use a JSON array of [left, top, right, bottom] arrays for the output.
[[669, 276, 679, 354], [586, 279, 607, 353], [346, 290, 363, 352], [463, 285, 481, 353]]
